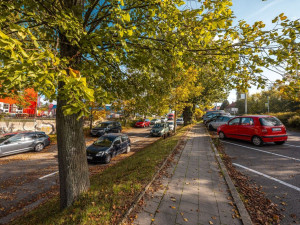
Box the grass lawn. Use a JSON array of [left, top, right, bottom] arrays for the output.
[[11, 125, 191, 225]]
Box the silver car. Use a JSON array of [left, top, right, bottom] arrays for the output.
[[0, 132, 50, 157], [176, 118, 184, 125], [207, 116, 233, 130]]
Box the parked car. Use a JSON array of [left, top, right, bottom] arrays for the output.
[[203, 110, 225, 120], [217, 115, 288, 146], [204, 112, 230, 124], [160, 117, 167, 123], [176, 118, 184, 125], [167, 120, 176, 131], [207, 115, 233, 130], [150, 123, 170, 137], [135, 119, 150, 128], [91, 121, 122, 137], [150, 119, 160, 125], [168, 113, 174, 120], [0, 131, 50, 157], [86, 133, 131, 164]]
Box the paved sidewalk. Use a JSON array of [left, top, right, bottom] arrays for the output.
[[133, 125, 243, 225]]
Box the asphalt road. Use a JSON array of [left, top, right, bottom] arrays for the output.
[[0, 127, 159, 224], [221, 130, 300, 224]]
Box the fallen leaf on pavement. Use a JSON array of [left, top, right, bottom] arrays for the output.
[[209, 221, 213, 224], [184, 218, 188, 222]]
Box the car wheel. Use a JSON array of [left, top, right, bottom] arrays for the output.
[[252, 136, 263, 146], [126, 146, 131, 153], [275, 141, 285, 145], [219, 132, 226, 139], [105, 154, 111, 164], [34, 143, 44, 152]]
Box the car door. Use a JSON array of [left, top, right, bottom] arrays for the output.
[[113, 138, 122, 155], [0, 134, 24, 156], [121, 135, 129, 153], [226, 118, 241, 139], [19, 134, 36, 150], [213, 117, 223, 129], [238, 117, 255, 141]]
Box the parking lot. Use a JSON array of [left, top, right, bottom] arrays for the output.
[[0, 127, 160, 224], [220, 130, 300, 224]]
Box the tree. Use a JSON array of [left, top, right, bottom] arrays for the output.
[[0, 0, 190, 209], [220, 100, 230, 110], [1, 0, 299, 210]]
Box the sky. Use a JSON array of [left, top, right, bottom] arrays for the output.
[[226, 0, 300, 103], [187, 0, 300, 104]]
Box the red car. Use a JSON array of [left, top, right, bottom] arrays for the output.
[[217, 115, 288, 146], [135, 119, 150, 128]]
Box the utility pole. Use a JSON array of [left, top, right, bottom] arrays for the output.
[[267, 96, 270, 114], [245, 93, 247, 114]]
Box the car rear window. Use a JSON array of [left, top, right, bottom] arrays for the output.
[[259, 117, 282, 126]]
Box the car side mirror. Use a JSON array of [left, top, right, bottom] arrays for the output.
[[3, 140, 10, 145]]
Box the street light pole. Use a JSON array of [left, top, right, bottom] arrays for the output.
[[267, 96, 270, 114], [245, 93, 247, 114]]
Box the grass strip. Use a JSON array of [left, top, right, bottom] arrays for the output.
[[11, 126, 190, 225]]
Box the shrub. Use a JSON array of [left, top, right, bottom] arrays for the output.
[[288, 115, 300, 128], [269, 112, 298, 125]]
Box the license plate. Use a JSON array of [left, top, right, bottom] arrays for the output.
[[272, 128, 281, 131], [87, 156, 93, 160]]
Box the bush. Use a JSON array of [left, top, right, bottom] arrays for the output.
[[288, 115, 300, 128], [268, 112, 298, 125]]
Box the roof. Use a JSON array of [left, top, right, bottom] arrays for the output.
[[102, 133, 126, 138], [225, 102, 237, 109], [234, 115, 273, 118]]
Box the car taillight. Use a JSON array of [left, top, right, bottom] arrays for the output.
[[48, 137, 50, 141], [262, 128, 268, 133]]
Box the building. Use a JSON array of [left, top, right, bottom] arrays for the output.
[[0, 89, 37, 116], [225, 102, 238, 115]]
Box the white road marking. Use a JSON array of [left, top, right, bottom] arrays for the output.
[[285, 143, 300, 148], [233, 163, 300, 192], [39, 171, 58, 180], [221, 141, 300, 162]]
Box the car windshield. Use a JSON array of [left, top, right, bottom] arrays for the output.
[[96, 123, 109, 128], [93, 136, 114, 147], [259, 117, 282, 126], [0, 135, 13, 143], [154, 123, 163, 128], [176, 118, 182, 121], [168, 122, 174, 125]]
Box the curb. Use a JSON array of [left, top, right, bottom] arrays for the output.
[[118, 127, 191, 225], [206, 127, 253, 225]]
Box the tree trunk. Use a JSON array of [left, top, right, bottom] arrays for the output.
[[56, 98, 90, 209], [89, 107, 93, 131], [57, 0, 89, 209], [173, 110, 177, 133], [183, 105, 193, 126]]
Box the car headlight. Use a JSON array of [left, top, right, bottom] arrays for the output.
[[96, 152, 105, 156]]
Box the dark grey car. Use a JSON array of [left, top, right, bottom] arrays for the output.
[[0, 132, 51, 157], [90, 121, 122, 137]]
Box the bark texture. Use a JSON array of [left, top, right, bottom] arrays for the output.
[[183, 105, 193, 126], [56, 0, 89, 209]]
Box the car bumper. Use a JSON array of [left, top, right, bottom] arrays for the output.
[[90, 132, 104, 137], [87, 154, 107, 162], [135, 125, 145, 127], [151, 133, 162, 137], [261, 135, 288, 143]]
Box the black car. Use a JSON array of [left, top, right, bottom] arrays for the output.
[[0, 131, 50, 157], [86, 133, 131, 164], [90, 121, 122, 137]]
